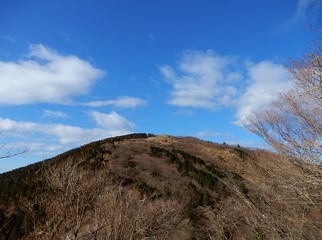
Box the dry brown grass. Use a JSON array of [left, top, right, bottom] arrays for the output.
[[145, 136, 322, 239], [19, 134, 322, 239]]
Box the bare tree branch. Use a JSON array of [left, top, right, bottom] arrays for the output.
[[0, 144, 29, 159], [245, 37, 322, 163]]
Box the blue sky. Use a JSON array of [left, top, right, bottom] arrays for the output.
[[0, 0, 321, 173]]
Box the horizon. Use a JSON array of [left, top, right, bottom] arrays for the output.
[[1, 0, 322, 173]]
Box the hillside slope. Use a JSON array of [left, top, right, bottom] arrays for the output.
[[0, 133, 321, 239]]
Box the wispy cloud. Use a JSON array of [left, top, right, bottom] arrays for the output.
[[0, 44, 105, 105], [60, 32, 84, 48], [289, 0, 321, 24], [160, 50, 240, 109], [85, 96, 147, 108], [1, 35, 15, 43], [195, 131, 223, 138], [173, 109, 195, 117], [42, 109, 68, 118]]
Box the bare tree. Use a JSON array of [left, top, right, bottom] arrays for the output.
[[24, 158, 106, 240], [25, 158, 190, 240], [246, 38, 322, 163], [90, 187, 189, 240]]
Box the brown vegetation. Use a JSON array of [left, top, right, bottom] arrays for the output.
[[0, 133, 321, 239], [24, 157, 188, 239]]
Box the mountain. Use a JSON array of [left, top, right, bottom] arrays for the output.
[[0, 133, 321, 239]]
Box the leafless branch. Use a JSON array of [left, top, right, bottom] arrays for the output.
[[0, 144, 29, 159], [245, 37, 322, 163]]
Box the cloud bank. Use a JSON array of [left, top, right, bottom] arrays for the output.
[[0, 44, 105, 105], [160, 50, 291, 125], [0, 111, 134, 145]]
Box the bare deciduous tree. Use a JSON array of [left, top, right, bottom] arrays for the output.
[[25, 158, 190, 240], [25, 158, 106, 240], [246, 38, 322, 163], [91, 187, 189, 240]]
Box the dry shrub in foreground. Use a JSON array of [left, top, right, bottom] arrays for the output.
[[92, 187, 190, 240], [25, 159, 190, 240]]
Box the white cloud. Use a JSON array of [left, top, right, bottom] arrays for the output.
[[0, 118, 37, 133], [195, 131, 223, 138], [0, 44, 105, 105], [43, 124, 109, 145], [289, 0, 321, 24], [0, 118, 98, 144], [234, 61, 291, 125], [161, 50, 292, 127], [85, 96, 147, 108], [0, 111, 134, 145], [43, 109, 68, 118], [160, 50, 239, 109], [89, 110, 135, 131], [1, 35, 15, 43]]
